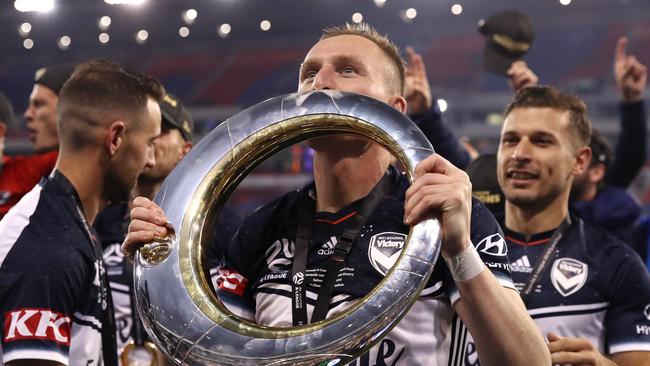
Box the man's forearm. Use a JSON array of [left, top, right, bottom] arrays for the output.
[[608, 101, 647, 188], [454, 270, 550, 366]]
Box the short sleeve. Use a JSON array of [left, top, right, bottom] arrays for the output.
[[604, 246, 650, 354], [1, 230, 90, 364]]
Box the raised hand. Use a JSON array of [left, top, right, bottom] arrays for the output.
[[404, 47, 433, 115], [614, 36, 647, 103], [507, 60, 539, 93]]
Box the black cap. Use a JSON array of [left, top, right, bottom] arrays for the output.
[[589, 129, 613, 169], [34, 64, 75, 95], [478, 10, 534, 75], [159, 93, 193, 141], [0, 91, 15, 127], [466, 154, 505, 217]]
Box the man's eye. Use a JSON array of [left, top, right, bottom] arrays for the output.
[[341, 66, 355, 74], [533, 138, 552, 146], [303, 71, 317, 80]]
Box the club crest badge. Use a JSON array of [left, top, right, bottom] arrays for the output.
[[368, 232, 406, 276], [550, 258, 588, 297]]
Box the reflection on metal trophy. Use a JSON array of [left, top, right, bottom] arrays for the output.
[[134, 91, 442, 365], [120, 340, 158, 366]]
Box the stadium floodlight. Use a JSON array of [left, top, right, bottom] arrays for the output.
[[405, 8, 417, 19], [401, 7, 417, 23], [99, 33, 110, 44], [19, 22, 32, 36], [23, 38, 34, 49], [136, 29, 148, 44], [436, 99, 448, 113], [179, 27, 190, 38], [99, 16, 111, 30], [183, 9, 197, 24], [218, 23, 231, 38], [104, 0, 145, 5], [58, 35, 71, 50], [14, 0, 55, 13]]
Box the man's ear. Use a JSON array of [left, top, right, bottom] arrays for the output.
[[181, 140, 193, 158], [573, 146, 592, 176], [389, 95, 407, 114], [588, 163, 606, 184], [105, 121, 126, 156], [0, 122, 6, 138]]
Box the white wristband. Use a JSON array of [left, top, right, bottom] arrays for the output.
[[443, 243, 485, 282]]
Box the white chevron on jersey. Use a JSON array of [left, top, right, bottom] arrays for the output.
[[527, 302, 609, 317], [0, 185, 42, 266]]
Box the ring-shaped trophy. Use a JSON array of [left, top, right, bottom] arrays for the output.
[[134, 91, 442, 365]]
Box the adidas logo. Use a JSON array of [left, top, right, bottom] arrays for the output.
[[511, 255, 533, 273], [318, 237, 337, 256]]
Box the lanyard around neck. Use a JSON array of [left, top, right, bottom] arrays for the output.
[[51, 170, 118, 366], [520, 215, 572, 306], [290, 171, 394, 326]]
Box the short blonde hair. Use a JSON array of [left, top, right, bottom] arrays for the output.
[[320, 23, 405, 95]]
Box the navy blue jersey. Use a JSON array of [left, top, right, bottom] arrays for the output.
[[460, 217, 650, 365], [216, 167, 514, 366], [94, 201, 241, 362], [0, 173, 109, 365]]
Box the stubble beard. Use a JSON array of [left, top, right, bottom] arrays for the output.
[[102, 163, 137, 203]]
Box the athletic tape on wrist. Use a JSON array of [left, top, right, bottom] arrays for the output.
[[443, 243, 485, 282]]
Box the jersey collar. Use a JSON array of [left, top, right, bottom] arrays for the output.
[[503, 226, 556, 247]]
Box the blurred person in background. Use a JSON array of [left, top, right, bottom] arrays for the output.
[[0, 65, 74, 218], [570, 36, 647, 258]]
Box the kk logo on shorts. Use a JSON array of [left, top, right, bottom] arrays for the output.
[[368, 232, 406, 276], [551, 258, 588, 297]]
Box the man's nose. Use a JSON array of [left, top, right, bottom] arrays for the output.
[[145, 146, 156, 170], [312, 67, 336, 91], [511, 139, 532, 163], [23, 106, 34, 122]]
